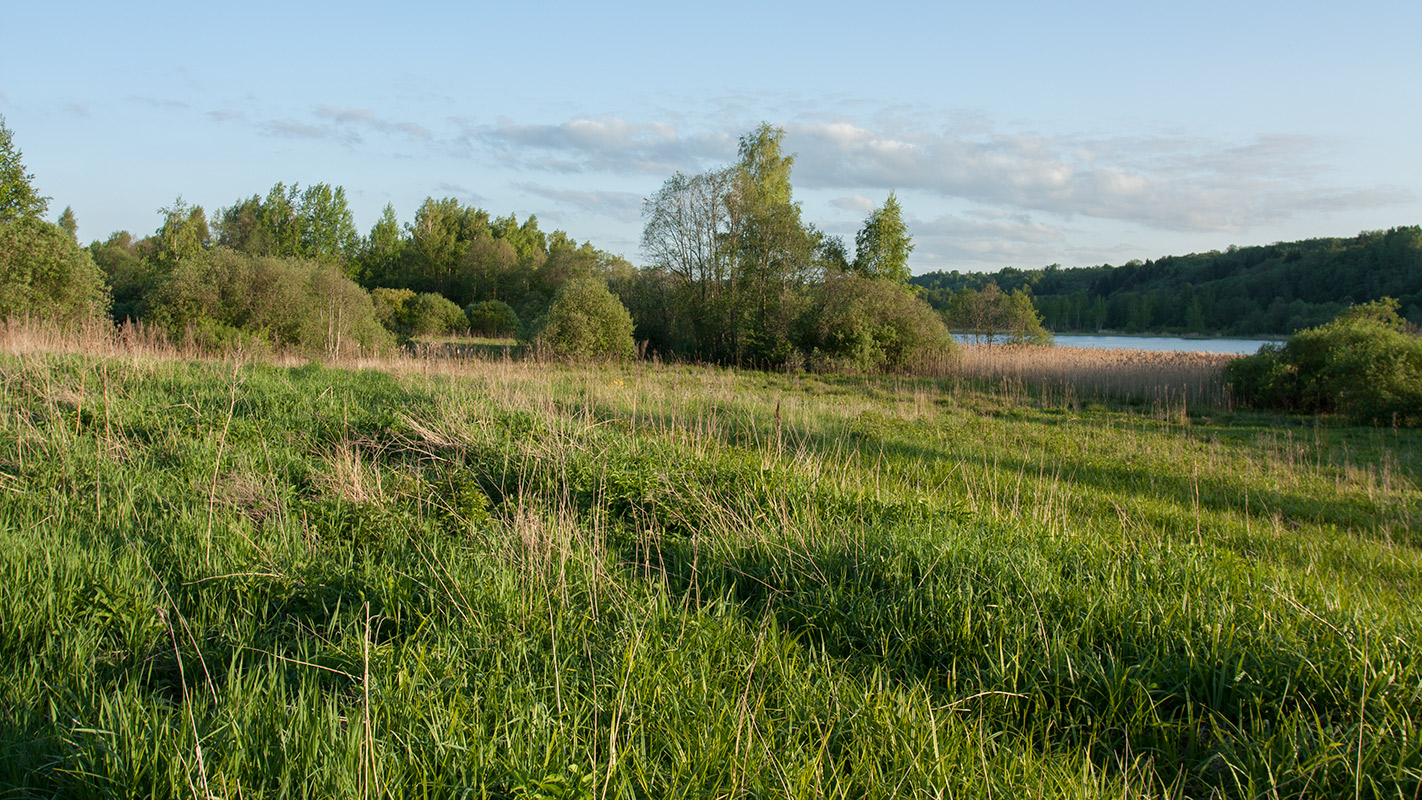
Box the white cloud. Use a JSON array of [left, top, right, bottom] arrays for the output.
[[314, 105, 431, 139], [829, 195, 876, 214], [784, 121, 1412, 233], [474, 116, 734, 175], [432, 182, 488, 206], [515, 182, 643, 222]]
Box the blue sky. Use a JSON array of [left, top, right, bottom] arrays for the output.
[[3, 0, 1418, 273]]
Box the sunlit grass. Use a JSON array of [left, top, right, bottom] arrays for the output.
[[0, 332, 1417, 797]]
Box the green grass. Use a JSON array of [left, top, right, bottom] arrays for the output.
[[0, 351, 1418, 798]]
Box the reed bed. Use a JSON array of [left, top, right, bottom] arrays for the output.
[[949, 343, 1239, 412]]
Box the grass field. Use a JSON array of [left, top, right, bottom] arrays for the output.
[[0, 344, 1418, 798]]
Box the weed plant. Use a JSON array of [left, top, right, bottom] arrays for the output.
[[0, 345, 1417, 798]]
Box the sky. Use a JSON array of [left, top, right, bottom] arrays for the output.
[[2, 0, 1419, 274]]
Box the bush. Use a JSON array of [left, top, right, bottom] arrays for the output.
[[146, 248, 394, 356], [464, 299, 520, 337], [1227, 298, 1422, 424], [534, 279, 635, 358], [0, 218, 109, 322], [803, 272, 956, 371], [405, 292, 467, 337], [370, 287, 416, 334]]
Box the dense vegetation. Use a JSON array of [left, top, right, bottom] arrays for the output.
[[0, 347, 1416, 797], [913, 226, 1422, 336], [0, 113, 949, 370], [1228, 297, 1422, 424]]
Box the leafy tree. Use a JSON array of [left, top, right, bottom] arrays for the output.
[[215, 182, 358, 270], [462, 236, 519, 304], [534, 279, 635, 358], [146, 249, 392, 355], [360, 204, 406, 287], [804, 272, 954, 371], [369, 287, 416, 334], [297, 183, 359, 269], [0, 115, 48, 223], [465, 299, 520, 337], [0, 218, 108, 321], [154, 197, 210, 266], [946, 283, 1052, 345], [725, 123, 814, 363], [1227, 298, 1422, 424], [404, 292, 467, 337], [57, 206, 78, 242], [89, 230, 158, 322], [851, 191, 913, 283]]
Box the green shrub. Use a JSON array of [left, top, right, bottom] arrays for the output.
[[0, 218, 109, 322], [146, 248, 393, 355], [464, 299, 520, 337], [405, 292, 467, 337], [1228, 298, 1422, 424], [803, 272, 956, 371], [534, 278, 635, 358], [369, 287, 416, 334]]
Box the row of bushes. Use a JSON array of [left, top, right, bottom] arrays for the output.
[[0, 216, 639, 359], [3, 216, 956, 369], [1228, 298, 1422, 424]]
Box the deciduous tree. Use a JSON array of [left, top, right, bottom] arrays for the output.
[[852, 191, 913, 283], [0, 115, 48, 223]]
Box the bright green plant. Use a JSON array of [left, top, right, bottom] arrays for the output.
[[145, 248, 393, 355], [405, 292, 468, 337], [1228, 297, 1422, 423], [804, 272, 955, 371], [0, 217, 109, 321], [534, 278, 635, 358]]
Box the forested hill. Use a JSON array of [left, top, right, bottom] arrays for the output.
[[910, 226, 1422, 337]]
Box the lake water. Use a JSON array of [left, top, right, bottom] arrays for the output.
[[954, 334, 1280, 354]]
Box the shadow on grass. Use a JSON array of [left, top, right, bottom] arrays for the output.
[[614, 525, 1417, 798]]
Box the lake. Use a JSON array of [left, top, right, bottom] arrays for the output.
[[954, 334, 1280, 354]]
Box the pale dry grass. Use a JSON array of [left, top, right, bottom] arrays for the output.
[[950, 343, 1239, 412], [0, 319, 1242, 417]]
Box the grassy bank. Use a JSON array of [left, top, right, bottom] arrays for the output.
[[0, 346, 1417, 798]]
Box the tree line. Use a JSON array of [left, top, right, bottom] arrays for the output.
[[2, 114, 971, 370], [912, 228, 1422, 337]]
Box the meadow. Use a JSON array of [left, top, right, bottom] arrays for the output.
[[0, 328, 1418, 798]]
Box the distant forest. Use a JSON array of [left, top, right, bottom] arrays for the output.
[[911, 226, 1422, 337]]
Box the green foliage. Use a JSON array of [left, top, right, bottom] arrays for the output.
[[945, 283, 1053, 345], [359, 203, 405, 286], [0, 115, 49, 223], [913, 226, 1422, 336], [0, 354, 1417, 796], [404, 292, 468, 337], [56, 206, 77, 242], [214, 182, 359, 271], [0, 217, 109, 321], [465, 299, 520, 337], [1228, 298, 1422, 424], [145, 249, 393, 355], [369, 286, 416, 334], [89, 230, 155, 322], [153, 196, 210, 266], [534, 278, 635, 358], [851, 191, 913, 283], [804, 272, 955, 371]]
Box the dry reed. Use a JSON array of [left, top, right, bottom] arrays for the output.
[[946, 343, 1239, 412]]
